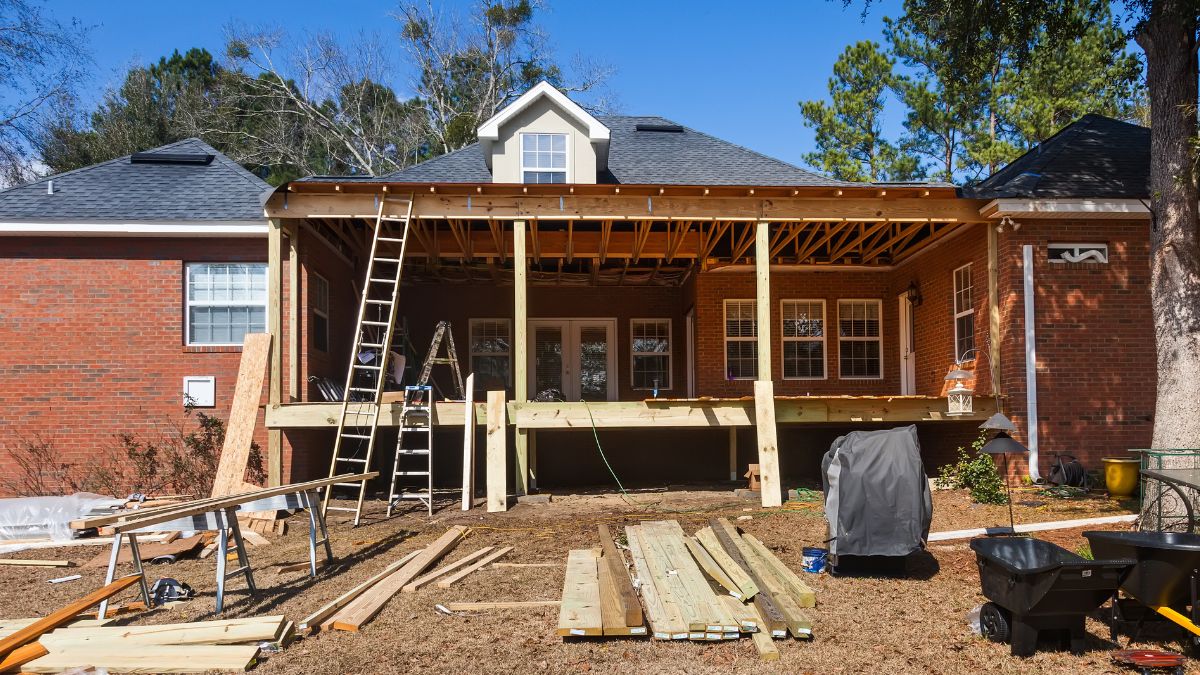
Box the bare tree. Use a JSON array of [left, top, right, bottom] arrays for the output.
[[0, 0, 89, 185]]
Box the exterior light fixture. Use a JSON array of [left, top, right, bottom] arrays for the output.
[[945, 367, 974, 416], [980, 430, 1030, 533], [906, 280, 923, 307]]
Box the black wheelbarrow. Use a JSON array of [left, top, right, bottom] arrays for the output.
[[970, 537, 1132, 656], [1083, 530, 1200, 646]]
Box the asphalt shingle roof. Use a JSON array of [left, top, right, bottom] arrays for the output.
[[969, 114, 1150, 199], [0, 138, 273, 221], [356, 115, 858, 187]]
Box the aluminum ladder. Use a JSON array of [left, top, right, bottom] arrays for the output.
[[387, 385, 433, 517], [322, 194, 414, 526], [416, 320, 465, 400]]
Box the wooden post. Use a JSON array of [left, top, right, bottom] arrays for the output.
[[987, 223, 1001, 397], [486, 390, 507, 512], [754, 220, 772, 382], [513, 219, 529, 495], [267, 217, 284, 487], [753, 380, 782, 507], [461, 374, 476, 511], [728, 427, 738, 481], [287, 224, 301, 402], [529, 430, 538, 490]]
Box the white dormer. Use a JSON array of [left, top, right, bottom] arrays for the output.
[[477, 81, 610, 184]]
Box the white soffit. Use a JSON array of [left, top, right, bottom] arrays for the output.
[[477, 81, 610, 143], [0, 220, 269, 237], [981, 198, 1151, 219]]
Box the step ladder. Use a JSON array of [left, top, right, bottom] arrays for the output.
[[416, 321, 465, 401], [387, 385, 433, 517], [322, 194, 414, 526]]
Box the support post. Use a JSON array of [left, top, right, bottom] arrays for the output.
[[529, 430, 538, 490], [754, 221, 772, 382], [513, 219, 529, 495], [267, 218, 284, 487], [462, 374, 476, 511], [287, 224, 301, 402], [486, 390, 507, 512], [728, 427, 737, 481], [753, 380, 782, 507], [987, 223, 1001, 396]]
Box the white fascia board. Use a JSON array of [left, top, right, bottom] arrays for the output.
[[477, 81, 610, 143], [0, 220, 269, 237], [981, 198, 1151, 219]]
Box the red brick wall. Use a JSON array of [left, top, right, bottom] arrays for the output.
[[0, 235, 290, 495], [996, 219, 1154, 477]]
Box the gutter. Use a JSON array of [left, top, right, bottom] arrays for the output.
[[0, 221, 269, 237]]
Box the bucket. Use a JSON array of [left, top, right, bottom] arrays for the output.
[[800, 546, 828, 574], [1102, 457, 1140, 499]]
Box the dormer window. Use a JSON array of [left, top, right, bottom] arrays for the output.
[[521, 132, 568, 183]]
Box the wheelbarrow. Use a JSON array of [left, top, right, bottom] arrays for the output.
[[1083, 530, 1200, 647], [970, 536, 1132, 656]]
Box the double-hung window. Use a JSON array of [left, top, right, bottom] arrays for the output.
[[311, 273, 330, 353], [631, 319, 671, 390], [469, 319, 512, 393], [521, 132, 568, 184], [782, 300, 825, 379], [953, 264, 975, 361], [837, 299, 882, 379], [185, 263, 267, 346], [724, 300, 757, 380]]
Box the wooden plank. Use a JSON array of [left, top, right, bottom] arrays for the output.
[[0, 641, 47, 671], [754, 220, 772, 381], [707, 521, 787, 637], [513, 220, 529, 496], [712, 519, 810, 638], [486, 391, 507, 513], [461, 373, 476, 511], [0, 576, 141, 658], [287, 226, 300, 401], [434, 546, 512, 588], [83, 536, 204, 568], [753, 381, 782, 508], [597, 554, 647, 636], [749, 607, 781, 661], [402, 547, 495, 593], [741, 533, 816, 608], [39, 616, 285, 646], [624, 525, 685, 639], [639, 522, 737, 636], [684, 536, 742, 599], [557, 549, 603, 637], [695, 527, 759, 600], [444, 601, 559, 611], [329, 527, 466, 631], [298, 549, 422, 632], [596, 524, 642, 626], [210, 333, 273, 497], [267, 217, 283, 487], [23, 644, 260, 673], [0, 559, 73, 567], [719, 595, 759, 633]]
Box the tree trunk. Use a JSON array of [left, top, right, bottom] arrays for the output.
[[1137, 0, 1200, 450]]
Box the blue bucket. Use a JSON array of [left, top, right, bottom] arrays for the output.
[[800, 547, 828, 574]]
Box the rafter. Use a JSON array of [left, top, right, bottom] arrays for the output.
[[862, 222, 924, 262], [769, 223, 804, 258], [599, 220, 612, 263], [730, 223, 757, 263], [796, 221, 851, 262], [830, 221, 889, 261]]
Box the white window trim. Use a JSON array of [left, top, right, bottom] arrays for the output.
[[519, 131, 570, 184], [1047, 242, 1109, 264], [780, 299, 827, 381], [723, 299, 757, 381], [311, 272, 330, 353], [953, 263, 975, 362], [630, 318, 673, 390], [469, 318, 513, 387], [837, 299, 884, 381], [184, 262, 268, 347]]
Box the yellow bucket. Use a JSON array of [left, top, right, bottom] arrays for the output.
[[1102, 457, 1140, 499]]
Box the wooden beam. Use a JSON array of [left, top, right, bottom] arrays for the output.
[[211, 333, 272, 497], [513, 219, 529, 497], [795, 221, 850, 262], [987, 223, 1001, 396], [597, 525, 642, 626], [461, 373, 476, 511], [299, 549, 422, 633], [287, 226, 300, 401], [444, 601, 560, 611], [401, 547, 496, 593], [433, 546, 513, 588], [486, 391, 507, 513], [753, 381, 782, 508], [557, 549, 603, 637], [0, 642, 47, 671], [755, 221, 772, 382], [267, 218, 284, 486], [0, 575, 142, 658]]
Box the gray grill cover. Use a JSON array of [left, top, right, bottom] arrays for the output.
[[821, 425, 932, 557]]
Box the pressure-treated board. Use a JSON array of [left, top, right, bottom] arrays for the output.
[[444, 601, 560, 611], [625, 525, 685, 640], [639, 522, 737, 637], [741, 533, 816, 608], [557, 549, 603, 637], [596, 554, 647, 637], [486, 391, 507, 512], [685, 536, 742, 599], [706, 521, 787, 637], [211, 333, 272, 497], [695, 526, 759, 600], [627, 526, 690, 638], [23, 644, 261, 673], [461, 373, 476, 511], [0, 559, 73, 567], [329, 527, 466, 631], [0, 575, 141, 658], [402, 547, 495, 593], [38, 616, 286, 646], [596, 524, 642, 627], [298, 549, 422, 632], [712, 519, 810, 638], [719, 595, 759, 633], [752, 380, 782, 508], [433, 546, 512, 588]]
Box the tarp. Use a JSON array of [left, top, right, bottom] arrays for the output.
[[822, 425, 932, 558]]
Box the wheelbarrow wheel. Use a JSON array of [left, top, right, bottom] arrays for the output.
[[980, 602, 1011, 644]]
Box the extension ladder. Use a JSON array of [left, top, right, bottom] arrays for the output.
[[387, 385, 433, 517], [322, 195, 414, 526]]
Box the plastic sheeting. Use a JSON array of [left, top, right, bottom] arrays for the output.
[[0, 493, 124, 542], [821, 425, 932, 558]]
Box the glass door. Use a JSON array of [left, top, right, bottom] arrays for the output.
[[527, 319, 616, 401], [531, 321, 567, 401]]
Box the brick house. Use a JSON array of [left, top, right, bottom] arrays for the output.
[[0, 84, 1155, 504]]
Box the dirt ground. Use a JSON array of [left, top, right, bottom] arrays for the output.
[[2, 484, 1195, 674]]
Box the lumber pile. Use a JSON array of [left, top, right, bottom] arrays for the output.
[[555, 519, 816, 661]]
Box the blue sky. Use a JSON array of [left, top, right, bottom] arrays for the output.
[[55, 0, 905, 171]]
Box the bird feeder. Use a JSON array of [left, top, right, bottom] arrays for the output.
[[945, 368, 974, 416]]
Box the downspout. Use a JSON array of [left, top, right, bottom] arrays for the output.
[[1023, 245, 1042, 482]]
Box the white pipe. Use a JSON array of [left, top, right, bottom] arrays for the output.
[[927, 514, 1136, 542], [1023, 245, 1043, 482]]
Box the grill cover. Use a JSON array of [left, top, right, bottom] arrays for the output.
[[821, 425, 932, 558]]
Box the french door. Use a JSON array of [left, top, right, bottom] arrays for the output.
[[528, 319, 617, 401], [898, 293, 916, 395]]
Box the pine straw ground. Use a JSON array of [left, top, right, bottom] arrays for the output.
[[3, 486, 1196, 674]]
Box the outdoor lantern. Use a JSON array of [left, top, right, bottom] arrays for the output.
[[945, 368, 974, 416], [980, 428, 1030, 533]]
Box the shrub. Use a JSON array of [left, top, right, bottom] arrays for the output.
[[937, 432, 1008, 505]]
